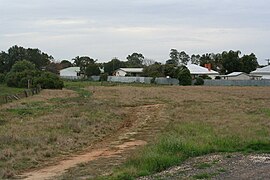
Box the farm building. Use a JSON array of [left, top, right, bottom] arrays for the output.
[[60, 67, 81, 79], [186, 64, 219, 79], [219, 72, 252, 80], [114, 68, 143, 77], [250, 65, 270, 79]]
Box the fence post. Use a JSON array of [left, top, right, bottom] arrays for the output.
[[24, 90, 28, 97]]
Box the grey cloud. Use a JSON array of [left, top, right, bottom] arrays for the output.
[[0, 0, 269, 64]]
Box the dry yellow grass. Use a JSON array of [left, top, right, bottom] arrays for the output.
[[0, 83, 270, 179]]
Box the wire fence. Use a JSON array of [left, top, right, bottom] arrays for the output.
[[0, 85, 41, 105]]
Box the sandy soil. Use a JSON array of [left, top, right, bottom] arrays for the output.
[[19, 103, 165, 180]]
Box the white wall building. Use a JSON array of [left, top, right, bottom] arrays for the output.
[[250, 65, 270, 79], [114, 68, 143, 77], [60, 67, 81, 79], [186, 64, 219, 79], [220, 72, 252, 80]]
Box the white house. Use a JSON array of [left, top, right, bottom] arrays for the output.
[[219, 72, 252, 80], [186, 64, 219, 79], [114, 68, 143, 77], [60, 67, 81, 79], [250, 65, 270, 79]]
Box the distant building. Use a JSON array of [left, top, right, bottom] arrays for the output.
[[114, 68, 143, 77], [186, 64, 219, 79], [220, 72, 253, 80], [250, 65, 270, 79], [60, 67, 81, 79]]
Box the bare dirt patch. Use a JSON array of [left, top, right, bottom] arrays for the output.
[[20, 103, 165, 179], [139, 153, 270, 180], [21, 140, 146, 180]]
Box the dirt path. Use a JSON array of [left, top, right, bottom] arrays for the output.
[[20, 104, 165, 180]]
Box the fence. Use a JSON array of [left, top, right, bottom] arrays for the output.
[[107, 76, 179, 85], [0, 86, 42, 105], [204, 79, 270, 86]]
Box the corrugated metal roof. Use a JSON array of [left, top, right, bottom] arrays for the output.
[[251, 65, 270, 74], [186, 64, 219, 75], [60, 67, 80, 72], [220, 72, 249, 77], [119, 68, 143, 73]]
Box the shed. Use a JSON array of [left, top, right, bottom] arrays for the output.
[[60, 67, 81, 79]]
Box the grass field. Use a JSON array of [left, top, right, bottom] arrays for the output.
[[0, 82, 269, 179]]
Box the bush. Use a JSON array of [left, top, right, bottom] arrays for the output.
[[100, 73, 108, 81], [0, 73, 6, 83], [215, 76, 221, 80], [6, 60, 63, 89], [194, 77, 204, 86], [10, 60, 36, 73], [178, 66, 192, 86], [33, 72, 64, 89], [6, 70, 40, 88]]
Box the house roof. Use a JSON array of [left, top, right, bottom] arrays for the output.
[[250, 65, 270, 75], [220, 72, 249, 77], [118, 68, 143, 73], [60, 67, 80, 72], [186, 64, 219, 75]]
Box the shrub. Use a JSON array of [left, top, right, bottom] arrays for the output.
[[194, 77, 204, 86], [150, 77, 156, 84], [33, 72, 64, 89], [10, 60, 36, 73], [6, 70, 40, 88], [0, 73, 5, 83], [100, 73, 108, 81], [178, 66, 192, 86], [6, 61, 63, 89], [215, 76, 221, 80]]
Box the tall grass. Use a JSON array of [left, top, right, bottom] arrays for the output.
[[0, 84, 24, 96]]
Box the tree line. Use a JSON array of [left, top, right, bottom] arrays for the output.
[[0, 45, 261, 86]]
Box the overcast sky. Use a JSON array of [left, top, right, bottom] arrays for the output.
[[0, 0, 269, 64]]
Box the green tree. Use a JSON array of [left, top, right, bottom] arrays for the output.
[[163, 64, 179, 78], [85, 64, 101, 77], [166, 49, 179, 66], [179, 51, 190, 65], [126, 53, 144, 67], [6, 60, 39, 88], [6, 60, 63, 89], [221, 50, 242, 74], [10, 60, 36, 72], [142, 63, 164, 77], [60, 60, 73, 69], [191, 54, 200, 65], [104, 58, 126, 75], [240, 53, 258, 73], [72, 56, 96, 75], [178, 66, 192, 86]]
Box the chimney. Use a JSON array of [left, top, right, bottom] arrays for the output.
[[204, 64, 211, 71]]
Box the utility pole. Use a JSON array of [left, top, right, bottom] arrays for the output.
[[266, 59, 270, 65]]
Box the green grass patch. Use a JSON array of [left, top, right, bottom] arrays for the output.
[[193, 173, 216, 179], [6, 101, 55, 117], [0, 84, 24, 96], [108, 122, 270, 179]]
